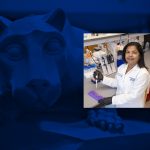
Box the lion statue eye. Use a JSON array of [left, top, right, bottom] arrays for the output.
[[44, 38, 65, 55], [4, 43, 25, 61]]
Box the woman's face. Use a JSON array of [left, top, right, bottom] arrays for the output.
[[125, 45, 140, 66]]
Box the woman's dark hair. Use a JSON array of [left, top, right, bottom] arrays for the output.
[[122, 42, 147, 69]]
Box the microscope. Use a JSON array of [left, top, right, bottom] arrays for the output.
[[91, 47, 116, 87], [91, 47, 105, 86]]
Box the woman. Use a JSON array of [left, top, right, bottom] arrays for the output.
[[94, 42, 150, 108]]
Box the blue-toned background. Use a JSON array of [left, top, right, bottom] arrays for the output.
[[0, 0, 150, 149]]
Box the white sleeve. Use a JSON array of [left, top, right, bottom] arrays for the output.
[[101, 64, 125, 88], [102, 76, 117, 88], [112, 72, 150, 105]]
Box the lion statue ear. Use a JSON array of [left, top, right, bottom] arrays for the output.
[[0, 16, 11, 33], [45, 8, 66, 31]]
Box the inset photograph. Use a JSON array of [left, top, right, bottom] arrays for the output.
[[84, 33, 150, 108]]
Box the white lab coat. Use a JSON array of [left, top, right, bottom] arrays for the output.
[[102, 64, 150, 108]]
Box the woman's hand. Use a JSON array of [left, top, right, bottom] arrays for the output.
[[94, 97, 112, 108]]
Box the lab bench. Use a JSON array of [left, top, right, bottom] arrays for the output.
[[84, 76, 116, 108]]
